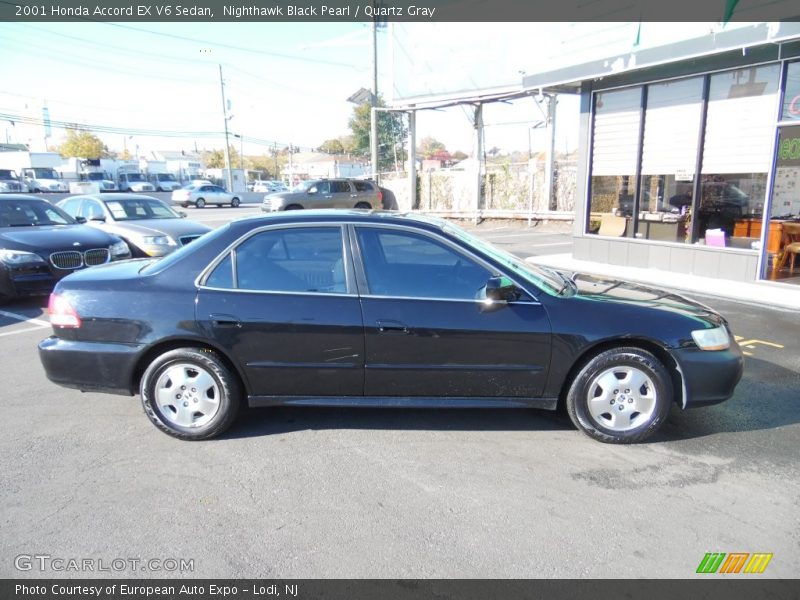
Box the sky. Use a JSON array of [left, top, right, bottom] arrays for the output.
[[0, 22, 585, 162]]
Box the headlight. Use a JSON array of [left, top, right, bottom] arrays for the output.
[[109, 241, 130, 257], [141, 235, 175, 246], [691, 326, 730, 351], [0, 249, 45, 265]]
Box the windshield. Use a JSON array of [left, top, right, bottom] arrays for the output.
[[124, 173, 144, 182], [292, 181, 313, 192], [86, 172, 105, 180], [0, 199, 75, 227], [442, 223, 567, 296], [31, 168, 58, 179], [0, 170, 17, 180], [157, 174, 177, 181], [104, 198, 179, 221]]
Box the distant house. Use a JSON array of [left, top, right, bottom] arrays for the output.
[[150, 150, 203, 182], [283, 152, 368, 183], [0, 143, 30, 153]]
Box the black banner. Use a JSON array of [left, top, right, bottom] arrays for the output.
[[1, 0, 799, 22], [3, 580, 800, 600]]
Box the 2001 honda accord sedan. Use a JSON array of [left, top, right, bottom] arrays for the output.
[[38, 211, 743, 443]]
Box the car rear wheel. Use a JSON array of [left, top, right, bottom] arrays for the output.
[[231, 197, 240, 208], [565, 347, 672, 444], [140, 348, 241, 440], [195, 197, 206, 208], [354, 202, 372, 209]]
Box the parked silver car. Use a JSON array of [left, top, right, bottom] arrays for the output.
[[261, 178, 381, 212], [57, 194, 212, 257], [171, 183, 241, 208]]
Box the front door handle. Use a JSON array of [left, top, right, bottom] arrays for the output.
[[376, 319, 409, 334], [210, 313, 241, 328]]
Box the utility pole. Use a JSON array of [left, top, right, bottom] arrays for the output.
[[370, 19, 379, 183], [545, 94, 557, 211], [218, 64, 234, 192]]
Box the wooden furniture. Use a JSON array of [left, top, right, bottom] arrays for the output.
[[733, 219, 784, 254], [776, 222, 800, 273]]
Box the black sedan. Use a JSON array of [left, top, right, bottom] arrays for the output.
[[38, 211, 743, 443], [0, 195, 131, 304]]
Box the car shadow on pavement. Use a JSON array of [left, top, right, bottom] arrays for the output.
[[227, 406, 575, 439], [649, 356, 800, 443], [0, 296, 49, 330]]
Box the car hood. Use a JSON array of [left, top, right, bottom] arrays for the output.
[[102, 218, 212, 239], [568, 272, 724, 325], [0, 225, 117, 252]]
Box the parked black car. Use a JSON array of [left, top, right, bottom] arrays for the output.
[[38, 211, 743, 443], [0, 195, 131, 303]]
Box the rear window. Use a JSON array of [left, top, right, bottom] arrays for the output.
[[354, 181, 374, 192]]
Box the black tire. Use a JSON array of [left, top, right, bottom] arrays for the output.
[[231, 197, 240, 208], [140, 348, 241, 441], [195, 197, 206, 208], [156, 187, 164, 192], [565, 347, 672, 444], [284, 204, 303, 210], [354, 202, 372, 209]]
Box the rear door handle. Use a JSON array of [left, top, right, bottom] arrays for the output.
[[210, 313, 241, 328], [376, 319, 409, 334]]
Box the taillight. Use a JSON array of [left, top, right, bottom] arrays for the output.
[[48, 293, 81, 328]]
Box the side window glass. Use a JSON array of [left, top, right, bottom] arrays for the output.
[[354, 181, 373, 192], [205, 253, 234, 288], [316, 181, 331, 194], [332, 181, 350, 193], [234, 227, 346, 294], [356, 228, 491, 299]]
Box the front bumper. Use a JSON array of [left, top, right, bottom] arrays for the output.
[[673, 341, 744, 408], [38, 336, 143, 395], [1, 264, 61, 299]]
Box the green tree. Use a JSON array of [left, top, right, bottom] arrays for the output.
[[418, 136, 447, 159], [318, 138, 345, 155], [57, 128, 113, 158], [452, 150, 468, 161], [203, 146, 240, 169], [347, 95, 407, 172]]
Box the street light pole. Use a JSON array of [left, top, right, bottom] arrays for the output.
[[218, 64, 234, 192], [370, 19, 379, 183]]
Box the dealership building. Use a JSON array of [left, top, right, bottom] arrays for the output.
[[389, 22, 800, 289]]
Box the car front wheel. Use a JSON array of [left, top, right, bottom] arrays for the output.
[[565, 347, 672, 444], [140, 348, 241, 440], [195, 198, 206, 208], [231, 197, 240, 208]]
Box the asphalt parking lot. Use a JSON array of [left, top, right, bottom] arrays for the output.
[[1, 205, 798, 578]]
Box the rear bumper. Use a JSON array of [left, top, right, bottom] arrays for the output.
[[38, 336, 143, 396], [673, 342, 744, 408]]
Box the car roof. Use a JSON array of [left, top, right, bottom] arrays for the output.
[[0, 194, 49, 202], [230, 209, 449, 231], [60, 193, 162, 202]]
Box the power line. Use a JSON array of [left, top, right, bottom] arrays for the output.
[[102, 22, 361, 70]]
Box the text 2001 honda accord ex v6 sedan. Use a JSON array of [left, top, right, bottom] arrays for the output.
[[38, 211, 743, 443]]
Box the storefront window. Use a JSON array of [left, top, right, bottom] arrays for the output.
[[781, 61, 800, 122], [697, 65, 780, 247], [587, 87, 642, 236], [637, 77, 703, 243]]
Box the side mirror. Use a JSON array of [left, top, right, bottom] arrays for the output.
[[307, 187, 317, 195], [483, 276, 521, 304], [179, 211, 187, 218], [75, 216, 87, 224]]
